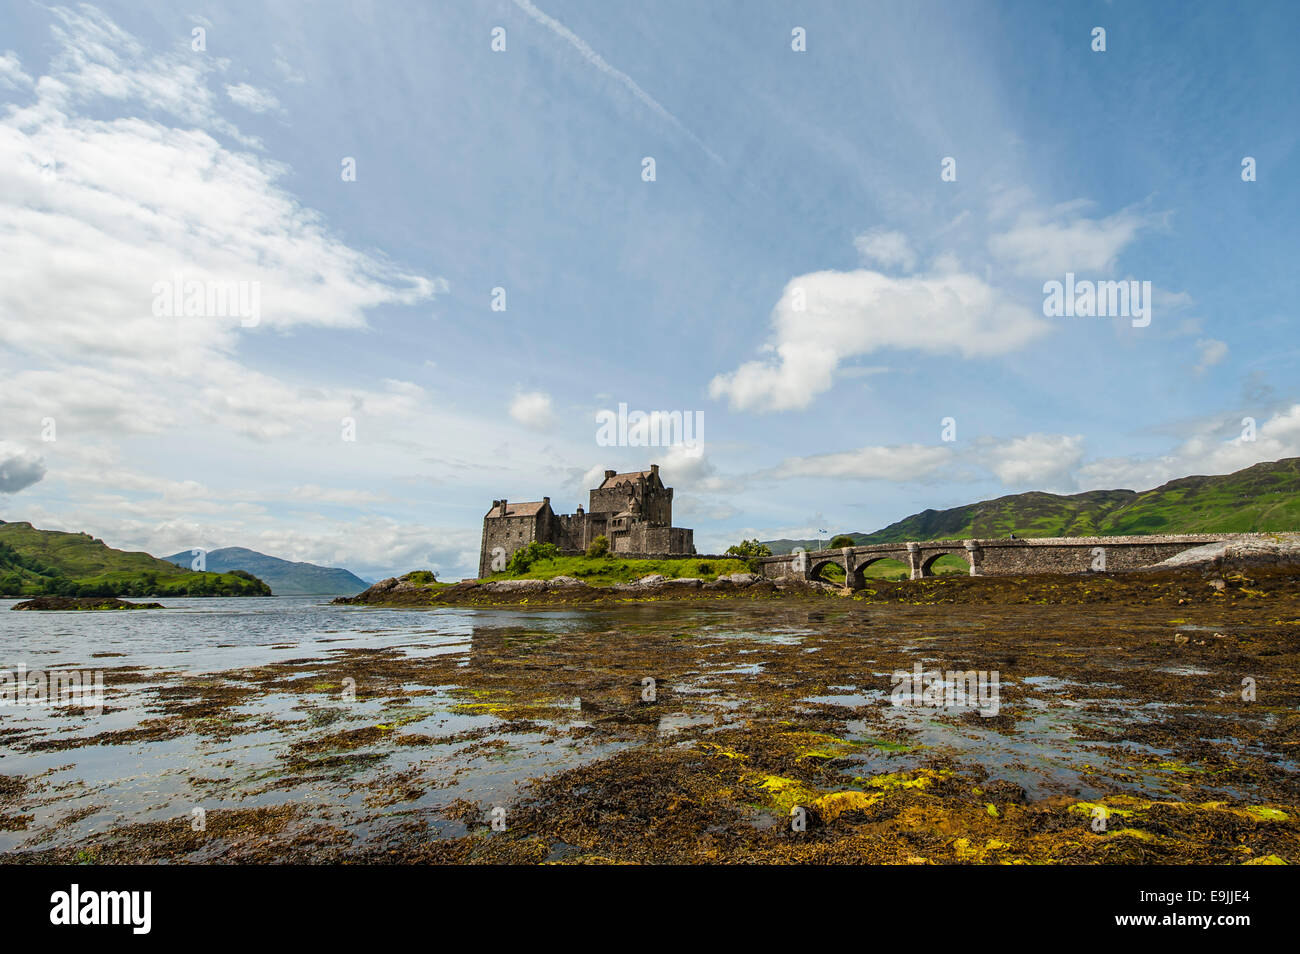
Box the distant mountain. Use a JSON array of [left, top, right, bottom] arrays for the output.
[[161, 546, 367, 596], [764, 457, 1300, 554], [0, 521, 271, 597]]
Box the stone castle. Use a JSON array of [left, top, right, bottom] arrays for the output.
[[478, 464, 695, 577]]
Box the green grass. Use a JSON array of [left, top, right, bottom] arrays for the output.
[[0, 521, 187, 577], [480, 554, 753, 586], [0, 521, 271, 597]]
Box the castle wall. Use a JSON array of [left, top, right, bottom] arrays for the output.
[[478, 512, 543, 578], [613, 525, 693, 555]]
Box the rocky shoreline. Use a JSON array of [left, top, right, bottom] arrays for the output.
[[334, 571, 842, 607], [1153, 535, 1300, 570], [336, 559, 1300, 608]]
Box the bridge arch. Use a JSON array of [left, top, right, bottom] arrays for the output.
[[850, 553, 911, 575], [807, 557, 844, 581], [920, 550, 970, 576]]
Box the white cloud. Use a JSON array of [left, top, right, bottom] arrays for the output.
[[657, 447, 724, 491], [272, 47, 306, 85], [0, 6, 440, 444], [17, 500, 481, 581], [709, 269, 1049, 412], [290, 485, 389, 506], [989, 201, 1160, 278], [225, 82, 280, 113], [0, 51, 33, 89], [0, 443, 46, 493], [576, 463, 609, 492], [853, 228, 917, 273], [767, 443, 952, 481], [1193, 338, 1228, 374], [983, 433, 1084, 491], [0, 7, 501, 576], [509, 390, 556, 429], [36, 6, 253, 145], [1079, 404, 1300, 492]]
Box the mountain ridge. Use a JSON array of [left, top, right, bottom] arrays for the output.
[[763, 457, 1300, 555], [162, 546, 368, 596]]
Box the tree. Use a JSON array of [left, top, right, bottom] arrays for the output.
[[585, 535, 609, 558], [829, 535, 857, 549], [506, 541, 560, 574], [725, 539, 772, 559]]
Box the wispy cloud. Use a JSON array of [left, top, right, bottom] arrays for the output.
[[1193, 338, 1228, 374], [510, 0, 723, 165], [0, 51, 33, 89], [225, 82, 280, 114]]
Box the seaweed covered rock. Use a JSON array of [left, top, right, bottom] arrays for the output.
[[12, 596, 163, 611]]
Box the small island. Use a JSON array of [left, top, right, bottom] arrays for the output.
[[10, 596, 165, 611]]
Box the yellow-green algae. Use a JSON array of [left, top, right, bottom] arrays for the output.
[[1069, 796, 1294, 827], [812, 790, 882, 822], [1243, 806, 1289, 822], [785, 730, 861, 761], [754, 775, 821, 815], [858, 768, 952, 791]]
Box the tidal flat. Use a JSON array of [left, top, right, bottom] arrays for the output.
[[1, 568, 1298, 864]]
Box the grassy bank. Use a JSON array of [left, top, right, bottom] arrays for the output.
[[480, 553, 753, 586]]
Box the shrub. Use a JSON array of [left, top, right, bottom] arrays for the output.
[[725, 539, 772, 559], [407, 570, 437, 585], [585, 535, 609, 558], [505, 541, 560, 574], [829, 535, 857, 549]]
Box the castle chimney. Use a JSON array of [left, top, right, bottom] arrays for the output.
[[543, 496, 550, 507], [651, 464, 659, 477], [500, 498, 507, 515], [604, 470, 616, 480]]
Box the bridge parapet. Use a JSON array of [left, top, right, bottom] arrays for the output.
[[759, 533, 1247, 584]]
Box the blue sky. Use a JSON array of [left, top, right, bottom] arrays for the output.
[[1, 1, 1297, 580]]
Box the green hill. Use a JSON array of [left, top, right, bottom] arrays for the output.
[[0, 521, 272, 598], [161, 546, 367, 596], [764, 457, 1300, 554]]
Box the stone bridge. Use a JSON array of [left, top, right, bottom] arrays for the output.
[[758, 534, 1232, 588]]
